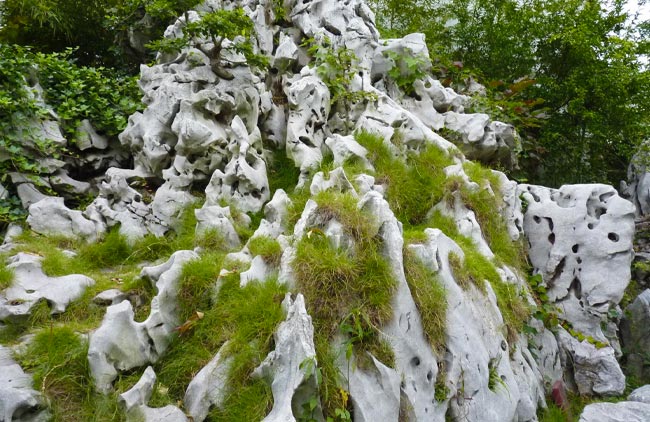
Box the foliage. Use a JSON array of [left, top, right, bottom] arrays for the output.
[[0, 258, 13, 290], [383, 49, 429, 96], [18, 326, 122, 421], [487, 356, 507, 393], [292, 191, 397, 415], [147, 7, 268, 75], [0, 44, 141, 224], [248, 236, 283, 267], [370, 0, 650, 187], [355, 130, 453, 226], [308, 38, 378, 129], [0, 0, 123, 68]]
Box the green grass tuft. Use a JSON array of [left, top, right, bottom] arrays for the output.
[[356, 130, 453, 226], [18, 326, 122, 421], [403, 249, 447, 356], [292, 190, 397, 416], [0, 258, 13, 290], [248, 236, 283, 267]]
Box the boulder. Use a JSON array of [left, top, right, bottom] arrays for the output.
[[0, 253, 95, 322], [0, 345, 50, 422], [579, 401, 650, 422]]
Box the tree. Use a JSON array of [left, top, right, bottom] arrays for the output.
[[370, 0, 650, 186], [146, 7, 268, 79]]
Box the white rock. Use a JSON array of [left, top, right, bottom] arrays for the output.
[[254, 294, 320, 422], [120, 366, 188, 422], [184, 342, 233, 422], [27, 197, 99, 242], [88, 250, 198, 392], [0, 345, 50, 422], [620, 289, 650, 381], [629, 385, 650, 404], [0, 253, 95, 321], [579, 401, 650, 422], [195, 205, 241, 249]]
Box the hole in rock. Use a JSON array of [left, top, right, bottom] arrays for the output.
[[298, 136, 316, 148], [608, 233, 619, 242], [427, 371, 433, 382], [577, 257, 582, 264], [533, 216, 541, 224], [572, 244, 579, 253], [544, 217, 554, 231], [587, 223, 594, 230], [411, 356, 421, 367], [548, 233, 555, 244], [25, 290, 35, 294], [569, 277, 582, 300]]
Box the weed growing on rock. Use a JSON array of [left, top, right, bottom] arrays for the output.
[[487, 356, 507, 393], [355, 130, 453, 226], [403, 248, 447, 355]]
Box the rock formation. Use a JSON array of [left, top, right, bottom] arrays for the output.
[[0, 0, 643, 421]]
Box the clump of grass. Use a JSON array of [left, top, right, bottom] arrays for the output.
[[0, 258, 13, 290], [177, 251, 224, 321], [356, 131, 453, 226], [248, 236, 282, 266], [292, 190, 397, 415], [487, 356, 507, 393], [448, 251, 485, 292], [18, 326, 122, 421], [267, 149, 302, 194], [461, 161, 528, 270], [149, 269, 286, 418], [403, 249, 447, 355]]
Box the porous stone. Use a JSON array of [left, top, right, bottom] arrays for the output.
[[88, 250, 198, 392], [520, 183, 634, 395], [0, 253, 95, 322], [27, 197, 99, 242], [0, 345, 50, 422], [253, 294, 320, 422]]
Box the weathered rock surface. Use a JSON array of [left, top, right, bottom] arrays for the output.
[[119, 366, 187, 422], [254, 293, 320, 422], [0, 252, 95, 322], [184, 342, 233, 422], [579, 401, 650, 422], [620, 289, 650, 382], [88, 250, 198, 392], [628, 385, 650, 404], [520, 183, 634, 395], [0, 345, 50, 422], [27, 197, 100, 242]]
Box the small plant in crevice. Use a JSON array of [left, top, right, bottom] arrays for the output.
[[434, 361, 450, 402], [306, 38, 377, 131], [298, 356, 353, 422], [383, 50, 429, 96], [0, 259, 13, 290], [487, 356, 507, 393]]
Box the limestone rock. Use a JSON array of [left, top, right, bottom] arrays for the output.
[[556, 328, 625, 396], [579, 401, 650, 422], [0, 345, 50, 422], [629, 385, 650, 404], [254, 294, 320, 422], [620, 289, 650, 382], [0, 253, 95, 322], [119, 366, 188, 422], [184, 342, 233, 422], [27, 197, 99, 242], [520, 183, 634, 395], [88, 250, 198, 392], [194, 204, 241, 249]]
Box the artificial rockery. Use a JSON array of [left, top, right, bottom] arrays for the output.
[[0, 0, 648, 421]]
